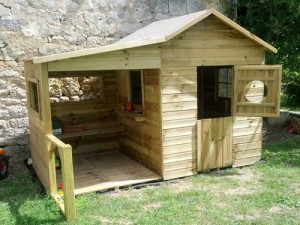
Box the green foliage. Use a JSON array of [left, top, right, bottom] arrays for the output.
[[282, 70, 300, 105], [226, 0, 300, 106]]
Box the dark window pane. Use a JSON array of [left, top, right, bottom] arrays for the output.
[[29, 81, 39, 113], [130, 71, 142, 105]]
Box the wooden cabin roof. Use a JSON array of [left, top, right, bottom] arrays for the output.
[[31, 8, 277, 64]]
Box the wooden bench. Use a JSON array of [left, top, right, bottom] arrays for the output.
[[56, 126, 127, 139]]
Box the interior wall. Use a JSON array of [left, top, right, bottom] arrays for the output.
[[117, 69, 162, 176], [160, 15, 266, 179], [50, 71, 120, 155]]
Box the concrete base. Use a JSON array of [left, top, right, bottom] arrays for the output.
[[267, 110, 290, 127]]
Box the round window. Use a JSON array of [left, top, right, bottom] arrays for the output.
[[244, 80, 267, 103]]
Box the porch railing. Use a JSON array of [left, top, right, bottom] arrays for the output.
[[47, 134, 76, 221]]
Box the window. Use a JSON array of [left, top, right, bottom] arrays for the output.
[[129, 70, 143, 105], [28, 80, 40, 113], [197, 66, 232, 119], [218, 68, 232, 98], [48, 75, 104, 103]]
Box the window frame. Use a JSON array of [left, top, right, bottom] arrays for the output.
[[48, 74, 105, 104], [217, 67, 232, 99], [128, 70, 144, 108], [232, 65, 282, 117], [27, 78, 41, 119]]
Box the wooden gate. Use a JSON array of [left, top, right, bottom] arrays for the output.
[[197, 117, 233, 171]]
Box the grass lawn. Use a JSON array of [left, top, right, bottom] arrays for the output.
[[1, 138, 299, 225]]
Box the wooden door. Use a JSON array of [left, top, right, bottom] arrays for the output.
[[197, 117, 233, 171]]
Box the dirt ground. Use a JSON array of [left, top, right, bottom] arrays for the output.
[[262, 119, 299, 145]]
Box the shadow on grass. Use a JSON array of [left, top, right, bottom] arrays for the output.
[[263, 137, 300, 167], [0, 164, 65, 225]]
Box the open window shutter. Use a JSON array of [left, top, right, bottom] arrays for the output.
[[232, 65, 282, 117]]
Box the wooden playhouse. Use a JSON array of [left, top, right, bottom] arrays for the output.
[[24, 8, 281, 220]]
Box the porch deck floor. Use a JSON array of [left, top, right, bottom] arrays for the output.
[[56, 151, 161, 195]]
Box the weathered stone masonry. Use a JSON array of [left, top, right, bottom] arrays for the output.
[[0, 0, 232, 161]]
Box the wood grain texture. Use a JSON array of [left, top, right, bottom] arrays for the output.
[[160, 66, 197, 179], [50, 72, 121, 156], [118, 69, 163, 176], [233, 65, 282, 117], [197, 117, 233, 171], [56, 152, 161, 195], [232, 117, 262, 167]]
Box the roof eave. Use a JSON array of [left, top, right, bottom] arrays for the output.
[[32, 37, 167, 64], [210, 8, 277, 53]]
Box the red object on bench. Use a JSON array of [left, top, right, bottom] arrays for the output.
[[64, 124, 87, 132]]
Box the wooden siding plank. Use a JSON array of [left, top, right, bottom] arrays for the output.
[[233, 156, 261, 167], [162, 109, 197, 121], [163, 150, 196, 164], [163, 168, 196, 180], [162, 101, 197, 112], [232, 133, 262, 144], [233, 117, 263, 129], [233, 125, 262, 137], [234, 149, 261, 159], [162, 93, 197, 103], [163, 142, 196, 155], [167, 39, 258, 49], [162, 84, 197, 94], [163, 118, 197, 129], [48, 57, 161, 71], [162, 56, 264, 67], [160, 67, 197, 77], [233, 141, 262, 152], [161, 75, 197, 85], [164, 160, 195, 172], [162, 47, 264, 58], [163, 135, 196, 147], [163, 126, 196, 138]]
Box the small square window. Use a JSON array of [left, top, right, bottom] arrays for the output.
[[28, 80, 40, 113], [218, 68, 232, 98], [129, 70, 143, 105]]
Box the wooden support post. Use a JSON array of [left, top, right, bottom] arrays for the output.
[[48, 141, 57, 196], [197, 120, 202, 171], [58, 144, 76, 221]]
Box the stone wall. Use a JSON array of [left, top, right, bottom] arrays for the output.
[[0, 0, 233, 161]]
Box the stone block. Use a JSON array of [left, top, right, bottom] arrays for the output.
[[0, 4, 11, 17], [17, 118, 28, 128], [169, 0, 187, 16], [0, 109, 9, 119], [187, 0, 204, 13], [0, 69, 19, 78], [9, 119, 18, 128], [0, 120, 6, 128], [8, 106, 27, 118]]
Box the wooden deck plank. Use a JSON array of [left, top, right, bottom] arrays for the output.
[[56, 152, 161, 195]]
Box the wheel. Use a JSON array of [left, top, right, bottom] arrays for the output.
[[0, 157, 9, 180]]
